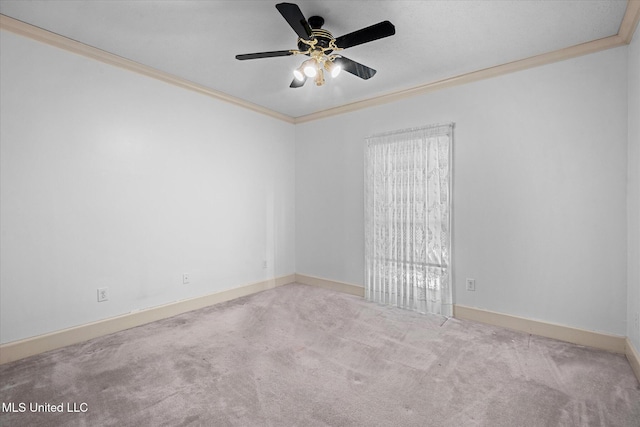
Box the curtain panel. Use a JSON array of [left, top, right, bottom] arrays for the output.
[[365, 123, 453, 317]]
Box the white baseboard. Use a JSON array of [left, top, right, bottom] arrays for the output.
[[292, 277, 632, 362], [453, 304, 626, 354], [0, 274, 296, 365], [626, 339, 640, 383], [3, 273, 638, 386], [294, 273, 365, 297]]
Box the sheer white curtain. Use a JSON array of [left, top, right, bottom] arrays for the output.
[[365, 123, 453, 316]]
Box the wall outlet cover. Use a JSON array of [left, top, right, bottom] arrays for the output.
[[466, 279, 476, 292]]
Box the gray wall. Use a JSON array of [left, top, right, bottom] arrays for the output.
[[0, 31, 296, 344], [628, 33, 640, 351], [1, 27, 636, 346], [296, 46, 629, 336]]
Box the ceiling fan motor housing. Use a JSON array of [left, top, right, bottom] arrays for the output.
[[298, 16, 335, 54]]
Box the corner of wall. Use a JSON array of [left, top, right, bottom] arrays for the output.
[[627, 22, 640, 353], [626, 338, 640, 384]]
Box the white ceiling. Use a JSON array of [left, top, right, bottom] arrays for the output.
[[0, 1, 629, 118]]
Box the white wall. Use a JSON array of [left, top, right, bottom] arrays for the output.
[[628, 33, 640, 351], [0, 31, 296, 344], [296, 47, 629, 336], [1, 25, 634, 345]]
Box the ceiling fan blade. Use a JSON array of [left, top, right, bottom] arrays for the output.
[[276, 3, 312, 40], [235, 50, 294, 60], [334, 56, 377, 80], [290, 76, 307, 88], [334, 21, 395, 49]]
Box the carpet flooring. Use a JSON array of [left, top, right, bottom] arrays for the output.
[[1, 283, 639, 426]]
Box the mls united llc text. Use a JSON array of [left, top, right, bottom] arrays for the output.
[[2, 402, 88, 413]]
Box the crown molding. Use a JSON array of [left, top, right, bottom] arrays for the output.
[[0, 14, 296, 124], [294, 0, 639, 123], [293, 34, 625, 124], [619, 0, 640, 44], [3, 0, 639, 126]]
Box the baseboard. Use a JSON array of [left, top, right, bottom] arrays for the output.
[[0, 274, 296, 365], [626, 338, 640, 384], [294, 273, 365, 297], [293, 277, 630, 358], [453, 304, 626, 354], [2, 274, 635, 380]]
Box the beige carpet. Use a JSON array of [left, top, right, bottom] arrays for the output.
[[1, 283, 639, 426]]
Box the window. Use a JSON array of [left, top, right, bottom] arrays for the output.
[[365, 123, 453, 316]]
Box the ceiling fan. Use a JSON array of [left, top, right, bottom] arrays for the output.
[[235, 2, 395, 88]]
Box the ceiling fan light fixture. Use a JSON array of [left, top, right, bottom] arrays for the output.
[[315, 68, 325, 86], [325, 60, 341, 78], [302, 58, 317, 77], [235, 3, 395, 89], [293, 66, 305, 81]]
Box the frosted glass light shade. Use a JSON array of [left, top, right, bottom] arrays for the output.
[[302, 59, 317, 77], [293, 67, 305, 81], [325, 61, 341, 78]]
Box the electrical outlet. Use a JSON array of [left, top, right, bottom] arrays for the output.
[[466, 278, 476, 292], [97, 287, 108, 302], [262, 260, 268, 269], [183, 273, 190, 285]]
